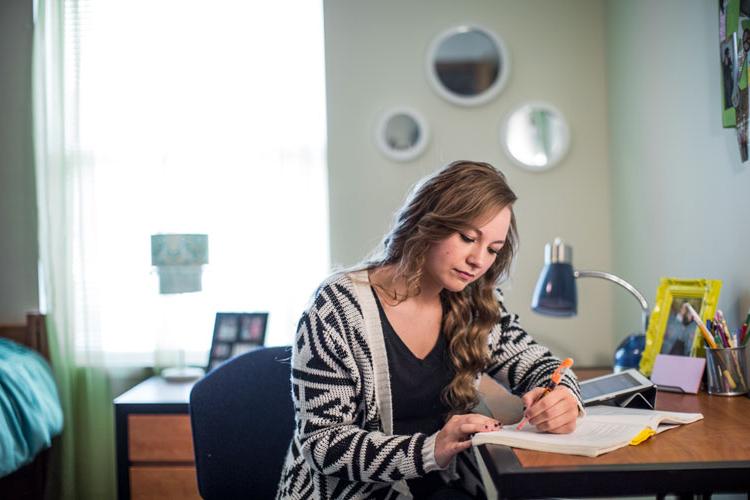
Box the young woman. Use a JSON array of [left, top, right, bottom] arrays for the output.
[[276, 161, 582, 499]]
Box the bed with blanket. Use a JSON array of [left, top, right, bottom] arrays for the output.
[[0, 313, 63, 499]]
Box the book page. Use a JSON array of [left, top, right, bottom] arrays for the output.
[[472, 418, 645, 457], [472, 405, 703, 457], [585, 405, 703, 425]]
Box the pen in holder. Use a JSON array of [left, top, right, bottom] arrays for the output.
[[705, 345, 749, 396]]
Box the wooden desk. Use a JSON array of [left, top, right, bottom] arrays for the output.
[[114, 376, 200, 500], [477, 371, 750, 499]]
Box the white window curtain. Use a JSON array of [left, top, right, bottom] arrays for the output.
[[36, 0, 329, 367]]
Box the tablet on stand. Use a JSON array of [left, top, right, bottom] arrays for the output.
[[579, 368, 656, 409]]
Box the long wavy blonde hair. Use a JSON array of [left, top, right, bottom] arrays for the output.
[[367, 160, 518, 414]]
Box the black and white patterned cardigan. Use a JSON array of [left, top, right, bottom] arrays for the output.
[[276, 270, 582, 499]]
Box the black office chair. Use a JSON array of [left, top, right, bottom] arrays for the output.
[[189, 346, 294, 499]]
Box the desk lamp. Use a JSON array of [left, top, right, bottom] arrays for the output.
[[531, 238, 649, 371], [151, 233, 209, 381]]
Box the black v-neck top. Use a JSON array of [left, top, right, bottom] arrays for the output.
[[372, 289, 453, 436]]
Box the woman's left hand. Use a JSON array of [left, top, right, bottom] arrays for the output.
[[520, 386, 579, 433]]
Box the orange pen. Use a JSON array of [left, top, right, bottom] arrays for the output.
[[516, 358, 574, 431]]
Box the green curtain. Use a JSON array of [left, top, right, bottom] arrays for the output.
[[32, 1, 116, 498]]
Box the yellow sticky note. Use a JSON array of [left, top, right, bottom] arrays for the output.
[[629, 428, 656, 446]]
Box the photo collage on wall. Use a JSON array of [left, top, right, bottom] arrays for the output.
[[720, 0, 750, 161], [207, 312, 268, 371]]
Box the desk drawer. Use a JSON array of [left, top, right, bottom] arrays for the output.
[[128, 415, 194, 462], [130, 465, 200, 500]]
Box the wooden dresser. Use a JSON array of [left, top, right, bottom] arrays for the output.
[[114, 377, 200, 500]]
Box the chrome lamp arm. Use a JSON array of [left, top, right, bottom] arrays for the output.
[[574, 270, 650, 334]]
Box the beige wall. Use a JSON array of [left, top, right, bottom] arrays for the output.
[[0, 0, 38, 323], [607, 1, 750, 342], [325, 0, 614, 365]]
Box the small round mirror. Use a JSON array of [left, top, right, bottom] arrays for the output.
[[375, 108, 429, 162], [426, 25, 510, 107], [501, 102, 570, 172]]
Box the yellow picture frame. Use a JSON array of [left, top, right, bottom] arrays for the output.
[[639, 278, 722, 376]]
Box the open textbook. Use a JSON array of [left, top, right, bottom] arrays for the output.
[[471, 405, 703, 457]]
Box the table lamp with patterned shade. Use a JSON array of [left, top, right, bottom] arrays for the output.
[[151, 234, 209, 293], [151, 233, 209, 381], [531, 237, 650, 372]]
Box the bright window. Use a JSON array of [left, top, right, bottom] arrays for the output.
[[66, 0, 329, 364]]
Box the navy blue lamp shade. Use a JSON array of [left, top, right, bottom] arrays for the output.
[[531, 238, 578, 317], [531, 262, 577, 317]]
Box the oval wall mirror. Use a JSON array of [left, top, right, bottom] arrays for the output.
[[501, 102, 570, 172], [375, 108, 429, 162], [426, 25, 510, 107]]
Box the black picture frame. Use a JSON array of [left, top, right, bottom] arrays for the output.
[[207, 312, 268, 371]]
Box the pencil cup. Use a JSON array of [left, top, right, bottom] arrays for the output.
[[705, 346, 749, 396]]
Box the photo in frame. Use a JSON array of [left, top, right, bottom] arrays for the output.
[[721, 33, 739, 113], [721, 0, 740, 128], [737, 19, 750, 161], [207, 312, 268, 371], [639, 278, 722, 376], [737, 85, 749, 161]]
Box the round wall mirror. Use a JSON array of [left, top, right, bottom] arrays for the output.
[[426, 25, 510, 107], [375, 108, 429, 162], [501, 102, 570, 172]]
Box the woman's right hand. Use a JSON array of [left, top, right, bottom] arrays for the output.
[[434, 414, 501, 468]]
